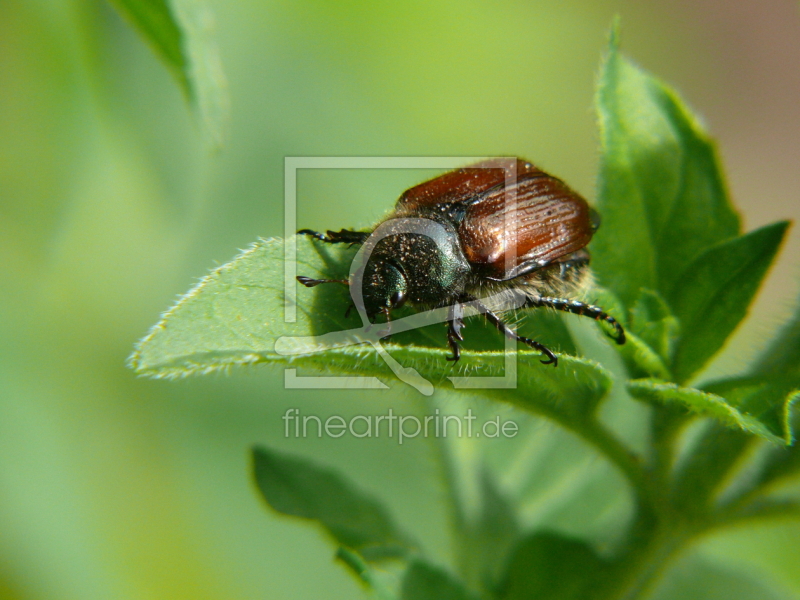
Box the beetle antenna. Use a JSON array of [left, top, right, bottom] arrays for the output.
[[296, 276, 349, 287], [298, 229, 370, 245]]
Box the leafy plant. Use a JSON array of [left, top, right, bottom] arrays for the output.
[[130, 25, 799, 600]]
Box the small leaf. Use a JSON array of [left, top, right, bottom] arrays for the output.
[[573, 286, 665, 379], [751, 414, 800, 493], [667, 377, 798, 508], [618, 332, 671, 380], [649, 556, 793, 600], [744, 302, 800, 482], [594, 25, 740, 308], [723, 497, 800, 525], [668, 222, 789, 383], [401, 560, 478, 600], [751, 293, 800, 379], [170, 0, 230, 147], [460, 469, 519, 595], [107, 0, 229, 146], [251, 446, 412, 560], [107, 0, 188, 91], [498, 531, 607, 600], [336, 548, 398, 600], [627, 379, 785, 444], [581, 286, 660, 377], [689, 295, 800, 498], [702, 375, 798, 446], [629, 289, 679, 363], [670, 423, 752, 511]]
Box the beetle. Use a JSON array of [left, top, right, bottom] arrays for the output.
[[297, 158, 625, 366]]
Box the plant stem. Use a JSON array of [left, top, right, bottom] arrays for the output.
[[714, 497, 800, 529], [650, 404, 689, 488], [604, 526, 691, 600], [604, 483, 800, 600], [550, 410, 694, 600], [423, 397, 470, 574], [561, 413, 655, 506]]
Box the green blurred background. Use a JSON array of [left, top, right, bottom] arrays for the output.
[[2, 1, 799, 598]]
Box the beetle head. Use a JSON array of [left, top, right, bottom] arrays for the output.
[[359, 258, 408, 322]]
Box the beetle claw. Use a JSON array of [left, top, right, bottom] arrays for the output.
[[540, 354, 558, 367]]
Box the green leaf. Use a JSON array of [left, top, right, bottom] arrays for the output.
[[666, 377, 798, 509], [627, 379, 786, 444], [583, 287, 671, 379], [130, 237, 612, 419], [401, 560, 478, 600], [744, 297, 800, 491], [501, 356, 613, 424], [668, 222, 789, 383], [649, 556, 793, 600], [497, 531, 607, 600], [251, 445, 412, 560], [751, 293, 800, 379], [336, 547, 398, 600], [129, 237, 337, 378], [593, 25, 740, 307], [518, 309, 578, 358], [618, 332, 671, 380], [752, 417, 800, 493], [107, 0, 229, 146], [686, 294, 800, 499], [460, 469, 519, 595], [702, 375, 798, 446], [721, 498, 800, 526], [629, 289, 679, 364], [670, 423, 752, 511], [106, 0, 188, 90]]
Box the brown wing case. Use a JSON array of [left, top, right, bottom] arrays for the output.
[[458, 172, 594, 278], [396, 158, 544, 211]]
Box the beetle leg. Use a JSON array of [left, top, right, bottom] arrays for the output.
[[526, 296, 626, 345], [445, 302, 465, 363], [298, 229, 370, 245], [296, 276, 349, 287], [466, 296, 558, 366]]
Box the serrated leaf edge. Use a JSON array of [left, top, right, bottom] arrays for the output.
[[128, 238, 275, 375], [628, 378, 785, 445]]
